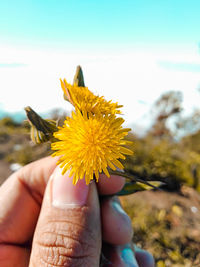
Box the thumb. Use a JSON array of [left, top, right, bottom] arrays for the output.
[[29, 167, 101, 267]]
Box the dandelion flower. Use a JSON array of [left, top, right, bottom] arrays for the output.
[[51, 110, 133, 184], [60, 79, 122, 115]]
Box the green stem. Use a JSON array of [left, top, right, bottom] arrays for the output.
[[109, 169, 161, 190]]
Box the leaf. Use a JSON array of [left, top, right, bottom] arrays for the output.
[[117, 181, 164, 196]]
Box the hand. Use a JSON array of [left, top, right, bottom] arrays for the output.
[[0, 157, 154, 266]]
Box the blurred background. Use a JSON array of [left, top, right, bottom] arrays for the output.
[[1, 1, 200, 266]]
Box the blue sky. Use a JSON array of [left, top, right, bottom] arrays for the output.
[[1, 0, 200, 50], [1, 1, 200, 129]]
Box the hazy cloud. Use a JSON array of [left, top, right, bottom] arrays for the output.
[[158, 61, 200, 73], [0, 63, 27, 68]]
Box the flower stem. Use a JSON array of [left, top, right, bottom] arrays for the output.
[[109, 169, 161, 190]]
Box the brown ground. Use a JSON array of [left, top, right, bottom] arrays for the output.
[[0, 160, 12, 184], [121, 187, 200, 266]]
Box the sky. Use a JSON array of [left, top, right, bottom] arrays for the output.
[[1, 0, 200, 129]]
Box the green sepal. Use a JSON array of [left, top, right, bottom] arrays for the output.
[[117, 181, 164, 196], [73, 65, 85, 87], [62, 65, 85, 102], [25, 106, 58, 144]]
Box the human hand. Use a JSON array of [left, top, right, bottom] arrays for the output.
[[0, 157, 154, 266]]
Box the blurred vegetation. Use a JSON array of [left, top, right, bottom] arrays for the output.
[[124, 90, 200, 192], [1, 92, 200, 266]]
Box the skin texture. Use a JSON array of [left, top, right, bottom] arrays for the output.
[[0, 156, 155, 267]]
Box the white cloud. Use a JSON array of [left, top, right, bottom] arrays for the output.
[[0, 45, 200, 126]]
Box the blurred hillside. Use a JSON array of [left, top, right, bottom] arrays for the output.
[[0, 91, 200, 266]]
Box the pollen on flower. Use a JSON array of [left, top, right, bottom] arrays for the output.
[[60, 79, 123, 115], [51, 110, 133, 185]]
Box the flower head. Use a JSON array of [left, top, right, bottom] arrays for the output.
[[60, 79, 122, 115], [51, 110, 133, 184]]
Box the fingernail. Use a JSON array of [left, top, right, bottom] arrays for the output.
[[52, 167, 89, 208], [112, 200, 128, 216], [111, 200, 133, 238], [121, 247, 139, 267]]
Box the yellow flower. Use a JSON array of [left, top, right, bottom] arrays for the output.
[[51, 110, 133, 184], [60, 78, 122, 115]]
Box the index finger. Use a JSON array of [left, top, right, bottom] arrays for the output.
[[0, 157, 58, 245]]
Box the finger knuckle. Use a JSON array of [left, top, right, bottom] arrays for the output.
[[31, 218, 99, 267]]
